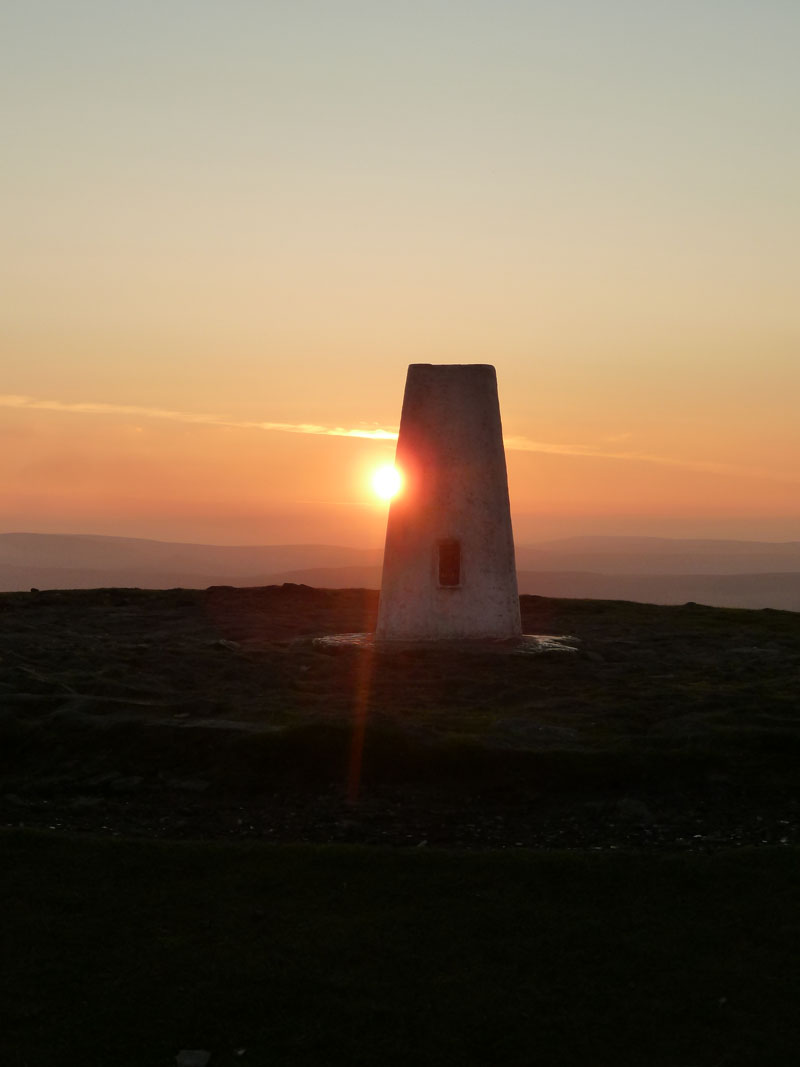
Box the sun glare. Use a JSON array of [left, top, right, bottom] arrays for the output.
[[372, 464, 402, 501]]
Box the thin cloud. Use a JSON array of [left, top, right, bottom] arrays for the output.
[[253, 422, 397, 441], [2, 394, 796, 485], [0, 395, 397, 441], [504, 434, 800, 485]]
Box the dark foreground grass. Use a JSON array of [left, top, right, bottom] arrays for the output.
[[2, 831, 799, 1067]]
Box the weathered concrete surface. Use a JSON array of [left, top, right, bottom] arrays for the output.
[[376, 364, 521, 640]]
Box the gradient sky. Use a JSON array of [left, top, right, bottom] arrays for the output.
[[2, 1, 799, 545]]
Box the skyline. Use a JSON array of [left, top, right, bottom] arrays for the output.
[[2, 2, 799, 546]]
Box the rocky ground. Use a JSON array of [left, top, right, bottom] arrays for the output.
[[1, 585, 799, 850]]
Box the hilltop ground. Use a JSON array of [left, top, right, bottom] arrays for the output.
[[2, 585, 798, 849], [3, 586, 800, 1066]]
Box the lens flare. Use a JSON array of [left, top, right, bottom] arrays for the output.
[[371, 464, 402, 501]]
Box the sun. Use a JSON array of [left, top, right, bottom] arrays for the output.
[[371, 464, 402, 501]]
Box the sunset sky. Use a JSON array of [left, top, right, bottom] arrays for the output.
[[2, 1, 799, 546]]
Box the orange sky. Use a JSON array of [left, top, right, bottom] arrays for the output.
[[2, 3, 799, 546]]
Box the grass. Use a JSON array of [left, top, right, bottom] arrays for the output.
[[3, 591, 800, 797], [3, 589, 800, 1062], [3, 829, 800, 1066]]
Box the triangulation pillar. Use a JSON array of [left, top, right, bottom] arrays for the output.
[[376, 364, 522, 641]]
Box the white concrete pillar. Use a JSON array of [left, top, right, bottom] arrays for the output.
[[376, 364, 521, 641]]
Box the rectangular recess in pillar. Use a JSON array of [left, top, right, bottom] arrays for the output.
[[438, 539, 461, 587]]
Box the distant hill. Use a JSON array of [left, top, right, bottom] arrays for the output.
[[2, 531, 800, 610], [0, 533, 381, 590], [514, 537, 800, 575]]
